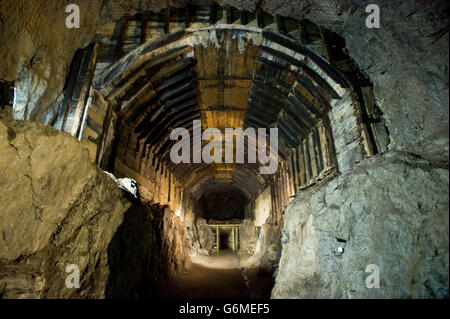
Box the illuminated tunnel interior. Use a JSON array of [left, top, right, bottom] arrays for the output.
[[0, 0, 448, 300]]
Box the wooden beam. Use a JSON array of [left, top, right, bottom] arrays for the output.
[[209, 3, 217, 24], [240, 11, 248, 25], [160, 80, 195, 103], [73, 42, 100, 139], [276, 172, 282, 224], [140, 12, 150, 45], [312, 127, 322, 172], [88, 135, 100, 145], [184, 5, 191, 28], [279, 163, 286, 211], [163, 7, 171, 34], [162, 88, 196, 107], [256, 9, 265, 28], [216, 226, 220, 252], [317, 120, 331, 169], [61, 49, 84, 132], [86, 116, 103, 135], [324, 117, 338, 169], [297, 19, 309, 44], [269, 181, 276, 224], [303, 139, 312, 182], [225, 5, 233, 24], [259, 45, 304, 68], [262, 30, 349, 87], [309, 133, 318, 177], [301, 64, 341, 100], [156, 69, 192, 92], [275, 14, 287, 35], [297, 142, 305, 187], [152, 113, 201, 151], [291, 148, 299, 193], [151, 57, 195, 82], [319, 26, 332, 62], [115, 16, 129, 61], [98, 30, 187, 88], [107, 47, 193, 100], [284, 161, 291, 203]]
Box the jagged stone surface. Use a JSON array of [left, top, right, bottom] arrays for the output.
[[189, 218, 215, 256], [272, 151, 449, 299], [0, 120, 191, 298], [106, 204, 191, 298], [239, 219, 260, 256], [244, 222, 282, 274], [0, 119, 131, 298]]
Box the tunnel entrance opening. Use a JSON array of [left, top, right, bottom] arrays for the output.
[[198, 186, 246, 253], [210, 224, 241, 252]]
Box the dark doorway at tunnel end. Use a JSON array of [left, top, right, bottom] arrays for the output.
[[198, 185, 248, 221]]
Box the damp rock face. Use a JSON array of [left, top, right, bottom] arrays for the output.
[[189, 218, 215, 256], [106, 204, 192, 298], [272, 151, 449, 299], [0, 120, 191, 298], [239, 219, 260, 256], [0, 119, 130, 298], [245, 222, 282, 274]]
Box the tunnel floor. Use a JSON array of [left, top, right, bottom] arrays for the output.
[[160, 251, 273, 299]]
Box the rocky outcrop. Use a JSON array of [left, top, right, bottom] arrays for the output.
[[0, 105, 12, 121], [245, 223, 282, 273], [188, 218, 215, 256], [272, 151, 449, 299], [239, 219, 260, 256], [106, 204, 191, 298], [0, 120, 191, 298], [0, 119, 131, 298]]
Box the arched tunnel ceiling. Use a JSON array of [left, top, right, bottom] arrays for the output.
[[93, 24, 350, 199]]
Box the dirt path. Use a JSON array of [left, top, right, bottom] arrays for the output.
[[160, 250, 273, 299]]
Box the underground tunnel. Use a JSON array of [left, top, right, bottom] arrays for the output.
[[0, 0, 448, 301]]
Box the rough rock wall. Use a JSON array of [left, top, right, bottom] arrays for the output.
[[239, 219, 260, 256], [0, 107, 12, 121], [246, 222, 282, 273], [272, 151, 449, 299], [106, 204, 191, 298], [0, 120, 191, 298], [191, 218, 215, 256], [0, 119, 130, 298]]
